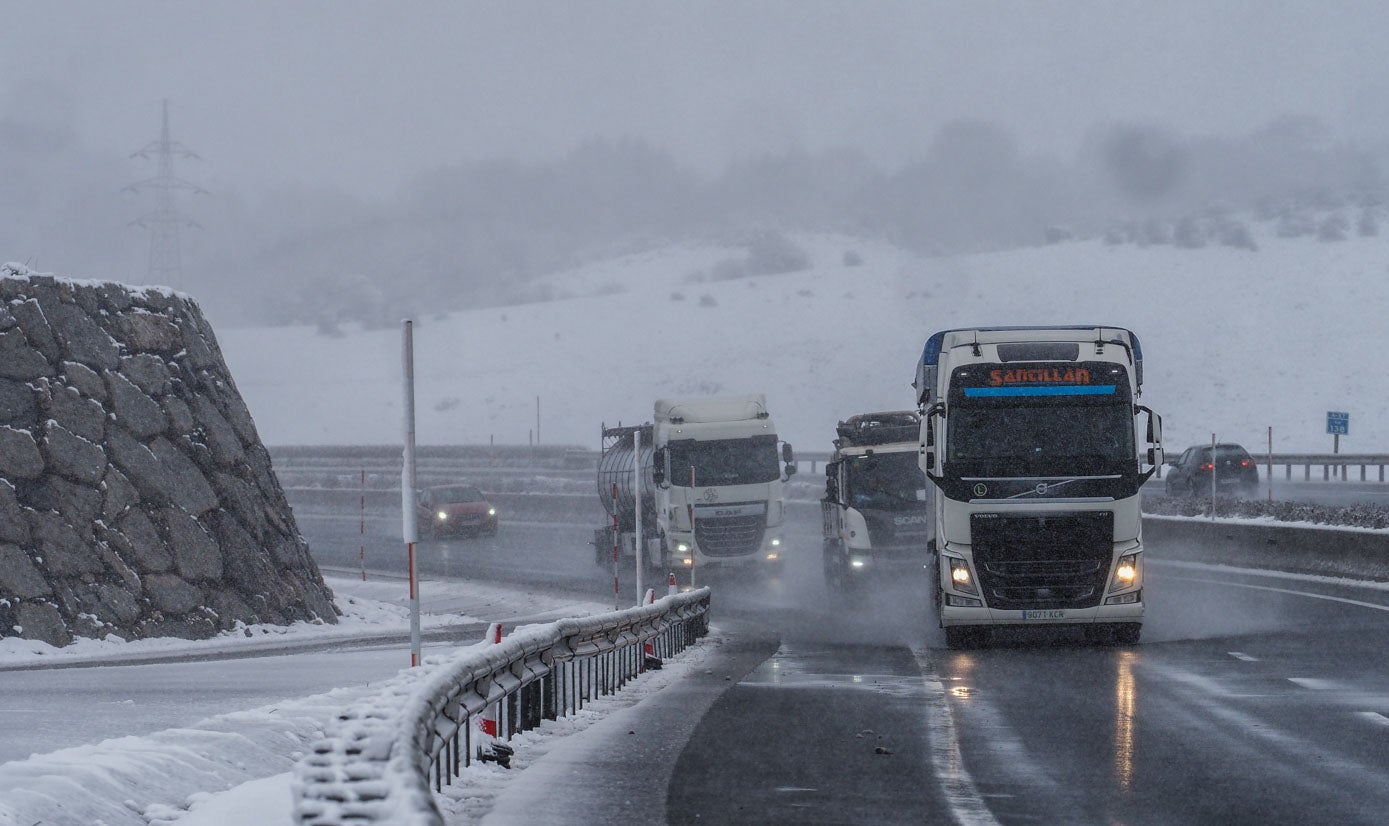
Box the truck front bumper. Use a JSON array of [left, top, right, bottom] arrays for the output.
[[939, 600, 1144, 626]]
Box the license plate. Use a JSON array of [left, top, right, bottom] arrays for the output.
[[1022, 610, 1066, 620]]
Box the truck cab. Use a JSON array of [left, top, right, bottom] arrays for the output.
[[821, 411, 929, 594], [651, 395, 794, 575], [916, 327, 1163, 648]]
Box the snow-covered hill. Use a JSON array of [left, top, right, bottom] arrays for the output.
[[218, 228, 1388, 454]]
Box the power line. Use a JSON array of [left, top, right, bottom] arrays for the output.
[[126, 99, 206, 284]]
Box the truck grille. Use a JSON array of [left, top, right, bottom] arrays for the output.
[[970, 512, 1113, 610], [695, 514, 766, 558]]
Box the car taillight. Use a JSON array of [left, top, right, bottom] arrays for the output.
[[1240, 460, 1251, 467], [1199, 463, 1213, 471]]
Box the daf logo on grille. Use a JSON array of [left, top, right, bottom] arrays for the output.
[[1035, 483, 1049, 495], [701, 489, 719, 503], [972, 483, 987, 497]]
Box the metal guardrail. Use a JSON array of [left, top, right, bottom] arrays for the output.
[[292, 587, 712, 826], [270, 447, 1389, 482], [1257, 453, 1389, 482]]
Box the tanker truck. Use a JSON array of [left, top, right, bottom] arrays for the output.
[[594, 394, 795, 581]]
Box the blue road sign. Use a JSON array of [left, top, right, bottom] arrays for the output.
[[1327, 411, 1349, 436]]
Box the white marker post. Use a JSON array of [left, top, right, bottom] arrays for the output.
[[633, 427, 644, 605], [1267, 426, 1273, 503], [1209, 432, 1217, 520], [402, 320, 422, 667]]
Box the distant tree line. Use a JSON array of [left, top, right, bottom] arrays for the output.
[[1, 107, 1384, 330]]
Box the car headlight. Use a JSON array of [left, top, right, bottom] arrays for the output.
[[948, 557, 978, 595], [436, 511, 448, 521], [488, 507, 496, 516]]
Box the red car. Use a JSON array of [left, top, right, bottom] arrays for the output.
[[418, 484, 498, 538]]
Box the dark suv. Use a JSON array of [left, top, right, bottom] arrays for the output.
[[1164, 443, 1259, 497]]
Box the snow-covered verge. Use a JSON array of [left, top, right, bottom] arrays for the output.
[[0, 576, 615, 826], [294, 589, 710, 825], [1143, 493, 1389, 531]]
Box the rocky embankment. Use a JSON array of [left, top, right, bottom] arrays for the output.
[[0, 265, 336, 646]]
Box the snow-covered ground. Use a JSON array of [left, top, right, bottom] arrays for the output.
[[0, 575, 705, 826], [217, 227, 1389, 454]]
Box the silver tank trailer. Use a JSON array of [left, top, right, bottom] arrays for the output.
[[596, 424, 656, 529]]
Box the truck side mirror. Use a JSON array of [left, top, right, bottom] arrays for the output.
[[781, 442, 794, 462], [824, 461, 839, 502], [785, 462, 797, 478], [651, 447, 666, 486]]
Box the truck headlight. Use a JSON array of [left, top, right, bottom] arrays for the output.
[[770, 537, 781, 547], [948, 557, 977, 595], [1111, 553, 1139, 589], [676, 542, 689, 553]]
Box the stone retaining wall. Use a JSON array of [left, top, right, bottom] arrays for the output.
[[0, 264, 336, 646]]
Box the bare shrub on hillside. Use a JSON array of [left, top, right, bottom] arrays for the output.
[[744, 229, 810, 275]]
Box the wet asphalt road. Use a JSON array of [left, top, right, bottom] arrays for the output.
[[293, 491, 1389, 826]]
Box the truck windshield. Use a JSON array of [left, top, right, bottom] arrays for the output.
[[947, 401, 1135, 475], [846, 452, 926, 511], [668, 435, 780, 486]]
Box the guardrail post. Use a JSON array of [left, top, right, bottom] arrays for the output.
[[544, 669, 558, 721]]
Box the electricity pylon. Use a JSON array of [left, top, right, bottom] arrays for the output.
[[126, 99, 205, 284]]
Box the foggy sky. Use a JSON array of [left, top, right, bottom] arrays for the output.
[[6, 1, 1389, 201]]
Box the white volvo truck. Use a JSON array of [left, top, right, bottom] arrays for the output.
[[821, 411, 930, 594], [915, 327, 1163, 648], [595, 394, 795, 581]]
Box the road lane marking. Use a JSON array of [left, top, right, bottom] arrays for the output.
[[1229, 652, 1259, 662], [910, 646, 1002, 826], [1162, 575, 1389, 613], [1288, 678, 1341, 690]]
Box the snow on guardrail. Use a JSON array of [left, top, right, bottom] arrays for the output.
[[291, 587, 711, 825]]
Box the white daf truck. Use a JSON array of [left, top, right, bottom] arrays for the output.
[[595, 394, 795, 581], [821, 411, 930, 594], [915, 327, 1163, 647]]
